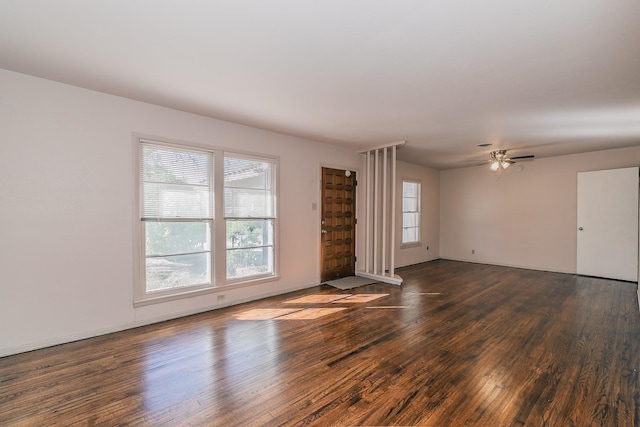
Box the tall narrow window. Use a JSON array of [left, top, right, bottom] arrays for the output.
[[224, 154, 276, 280], [140, 142, 213, 295], [402, 180, 421, 245]]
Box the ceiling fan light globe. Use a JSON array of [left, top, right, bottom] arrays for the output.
[[490, 161, 500, 171], [501, 161, 510, 169]]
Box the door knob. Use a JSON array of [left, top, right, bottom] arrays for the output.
[[321, 229, 328, 234], [578, 227, 584, 231]]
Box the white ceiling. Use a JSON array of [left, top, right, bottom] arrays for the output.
[[1, 0, 639, 169]]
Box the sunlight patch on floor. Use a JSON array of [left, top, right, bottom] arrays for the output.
[[333, 294, 389, 303], [235, 293, 392, 320], [284, 294, 352, 304], [278, 308, 348, 320]]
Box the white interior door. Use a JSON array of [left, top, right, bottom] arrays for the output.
[[577, 167, 639, 282]]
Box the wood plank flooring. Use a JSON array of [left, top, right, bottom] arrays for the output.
[[1, 260, 639, 426]]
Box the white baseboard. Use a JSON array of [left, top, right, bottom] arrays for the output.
[[0, 281, 317, 358], [439, 257, 575, 275]]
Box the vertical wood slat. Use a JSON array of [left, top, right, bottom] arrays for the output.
[[365, 151, 371, 272], [382, 147, 387, 276], [390, 145, 396, 278], [358, 142, 403, 285], [373, 149, 379, 274]]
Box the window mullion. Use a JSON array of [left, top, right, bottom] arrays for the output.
[[213, 152, 227, 287]]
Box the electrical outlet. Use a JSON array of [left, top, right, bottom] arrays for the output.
[[217, 294, 225, 301]]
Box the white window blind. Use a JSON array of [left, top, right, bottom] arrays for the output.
[[141, 142, 213, 220], [224, 156, 274, 219]]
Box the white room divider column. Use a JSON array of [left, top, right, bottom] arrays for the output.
[[357, 141, 405, 285]]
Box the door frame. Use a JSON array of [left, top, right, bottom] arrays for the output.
[[319, 164, 359, 282], [576, 167, 639, 282]]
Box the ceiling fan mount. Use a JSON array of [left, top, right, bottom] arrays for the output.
[[488, 149, 534, 171]]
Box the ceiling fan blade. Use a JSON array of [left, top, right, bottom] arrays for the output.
[[509, 154, 535, 160]]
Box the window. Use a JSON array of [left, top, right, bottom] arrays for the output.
[[224, 155, 276, 281], [136, 138, 278, 304], [140, 143, 213, 294], [402, 180, 421, 245]]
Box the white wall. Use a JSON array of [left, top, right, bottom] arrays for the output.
[[0, 69, 365, 356], [7, 66, 635, 356], [440, 146, 640, 273], [395, 160, 440, 268]]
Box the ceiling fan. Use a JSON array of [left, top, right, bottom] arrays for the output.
[[488, 150, 534, 171]]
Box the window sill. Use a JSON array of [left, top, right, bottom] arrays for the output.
[[224, 273, 278, 287], [401, 242, 422, 249], [133, 274, 280, 307]]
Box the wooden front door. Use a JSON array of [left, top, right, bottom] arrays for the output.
[[321, 167, 356, 282]]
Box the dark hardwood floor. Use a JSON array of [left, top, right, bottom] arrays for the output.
[[1, 260, 639, 426]]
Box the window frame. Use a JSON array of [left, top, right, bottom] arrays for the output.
[[133, 135, 279, 306], [401, 179, 421, 248], [224, 153, 277, 283]]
